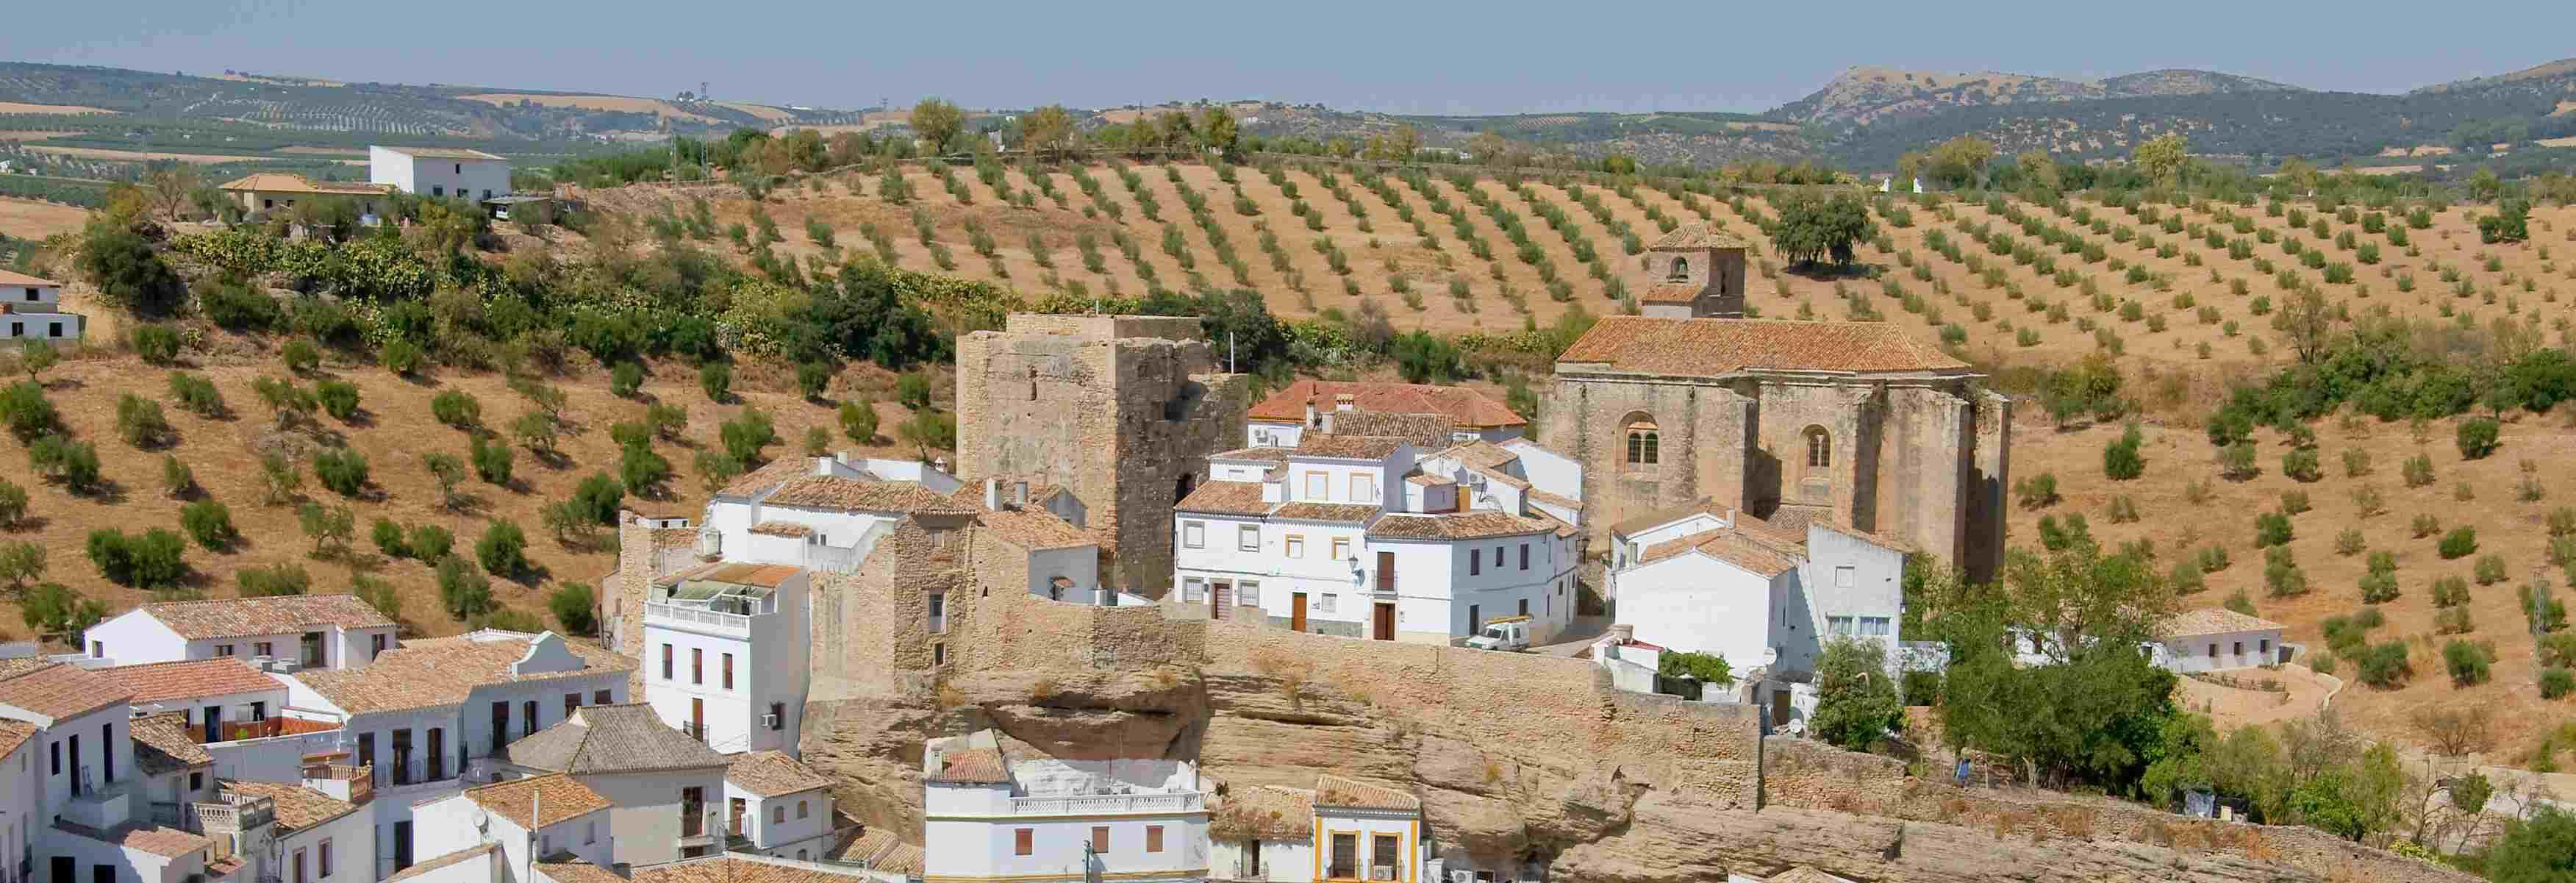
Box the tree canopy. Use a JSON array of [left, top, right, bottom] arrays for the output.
[[1767, 191, 1877, 269]]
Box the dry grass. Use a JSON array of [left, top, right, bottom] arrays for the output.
[[459, 93, 728, 124], [0, 196, 90, 240], [24, 145, 365, 165], [0, 102, 111, 115]]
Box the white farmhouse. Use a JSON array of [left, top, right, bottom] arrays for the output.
[[85, 595, 399, 671], [0, 268, 83, 343], [721, 751, 840, 860], [1244, 382, 1526, 448], [1173, 435, 1582, 644], [488, 704, 731, 867], [920, 733, 1209, 883], [2153, 608, 2287, 673], [370, 146, 511, 201]]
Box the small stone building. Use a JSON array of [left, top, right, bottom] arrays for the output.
[[1634, 224, 1750, 319], [2154, 608, 2287, 673]]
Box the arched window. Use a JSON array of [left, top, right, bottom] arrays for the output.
[[1803, 426, 1831, 470], [1624, 415, 1660, 467], [1667, 257, 1689, 281]]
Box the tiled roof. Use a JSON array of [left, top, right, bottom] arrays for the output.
[[1273, 503, 1380, 523], [0, 662, 132, 721], [662, 562, 801, 590], [1650, 224, 1750, 250], [1808, 519, 1917, 553], [53, 820, 209, 858], [637, 857, 889, 883], [763, 476, 976, 513], [1210, 446, 1291, 462], [1638, 282, 1709, 304], [1367, 512, 1556, 541], [96, 658, 284, 704], [1211, 785, 1314, 840], [139, 594, 393, 639], [1315, 774, 1420, 811], [1177, 481, 1270, 516], [976, 507, 1095, 551], [1611, 498, 1734, 537], [2159, 607, 2286, 638], [0, 719, 35, 761], [831, 828, 923, 874], [0, 657, 51, 679], [536, 861, 629, 883], [1558, 317, 1970, 377], [0, 269, 62, 287], [130, 712, 213, 776], [465, 773, 614, 828], [498, 704, 729, 774], [1248, 380, 1526, 429], [216, 173, 391, 196], [1292, 435, 1410, 460], [295, 632, 629, 715], [1527, 488, 1581, 510], [221, 781, 359, 834], [1764, 868, 1857, 883], [747, 521, 814, 537], [726, 750, 834, 797], [384, 844, 498, 883], [379, 146, 507, 160], [1639, 527, 1803, 576], [1404, 473, 1452, 487], [718, 457, 818, 498], [1428, 440, 1519, 471], [926, 748, 1011, 784]]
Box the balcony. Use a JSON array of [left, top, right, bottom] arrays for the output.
[[193, 796, 274, 834], [63, 770, 134, 829], [1009, 791, 1205, 815], [645, 602, 754, 636]]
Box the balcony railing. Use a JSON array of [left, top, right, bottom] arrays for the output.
[[1009, 791, 1205, 815], [645, 602, 754, 633]]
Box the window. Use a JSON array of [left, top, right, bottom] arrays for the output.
[[771, 806, 784, 824], [49, 741, 58, 774], [90, 640, 102, 657], [1146, 824, 1164, 853], [1624, 418, 1659, 466], [254, 641, 273, 657], [1804, 426, 1832, 469], [1239, 580, 1261, 608], [1014, 829, 1034, 856], [2232, 641, 2244, 656], [190, 771, 204, 790], [1238, 524, 1261, 552], [662, 645, 673, 679], [46, 322, 59, 339], [1470, 551, 1481, 576], [1285, 535, 1305, 558], [1835, 565, 1857, 589], [796, 800, 809, 819], [540, 835, 552, 854], [453, 163, 462, 175], [371, 634, 387, 658], [1349, 473, 1375, 502], [1332, 537, 1350, 561], [770, 702, 785, 731], [1090, 826, 1109, 852], [1183, 579, 1205, 604], [1520, 543, 1530, 570], [1828, 616, 1855, 635], [723, 654, 734, 690], [1669, 256, 1689, 280], [216, 644, 235, 657], [585, 821, 596, 844], [431, 186, 443, 197], [426, 728, 444, 780], [932, 643, 945, 666], [1517, 599, 1528, 618], [2208, 643, 2218, 657], [523, 700, 538, 736], [929, 593, 946, 634], [795, 851, 807, 861], [594, 690, 612, 704], [692, 648, 704, 684], [1468, 604, 1481, 633], [1860, 616, 1891, 637], [1330, 833, 1359, 879], [1183, 521, 1204, 549], [1317, 593, 1337, 614], [2261, 638, 2272, 654], [565, 693, 580, 716], [1306, 472, 1328, 499]]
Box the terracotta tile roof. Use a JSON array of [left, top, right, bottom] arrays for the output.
[[1808, 519, 1917, 553], [1558, 317, 1970, 377], [830, 828, 923, 873], [465, 773, 614, 828], [1526, 488, 1581, 510], [1211, 784, 1314, 840], [718, 457, 818, 498], [726, 750, 834, 797], [747, 521, 814, 537], [1639, 282, 1709, 304], [498, 704, 729, 775], [663, 562, 801, 590], [130, 712, 213, 776], [216, 173, 391, 196], [1211, 446, 1292, 462], [536, 861, 628, 883], [1367, 512, 1556, 541], [97, 658, 284, 704], [1611, 499, 1735, 537], [0, 657, 51, 679], [378, 146, 507, 160], [926, 748, 1011, 784], [221, 781, 359, 834], [762, 476, 977, 513], [1292, 435, 1410, 460], [139, 594, 394, 640], [1177, 481, 1271, 516], [976, 506, 1095, 551], [384, 844, 498, 883], [1650, 224, 1750, 250], [1404, 473, 1453, 487], [1248, 380, 1526, 429], [1314, 774, 1420, 811], [0, 719, 36, 761], [1763, 868, 1857, 883], [1428, 440, 1519, 471], [295, 632, 629, 715], [2159, 607, 2286, 638], [0, 269, 62, 287], [637, 857, 888, 883], [53, 820, 209, 858], [1639, 527, 1803, 576], [0, 662, 132, 721], [1273, 503, 1380, 523]]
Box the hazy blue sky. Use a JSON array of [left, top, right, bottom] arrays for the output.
[[8, 1, 2571, 115]]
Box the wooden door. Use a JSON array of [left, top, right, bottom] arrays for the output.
[[729, 798, 746, 834], [1291, 593, 1308, 633], [293, 848, 307, 883], [1771, 687, 1793, 727], [1212, 582, 1233, 620], [1373, 603, 1395, 641]]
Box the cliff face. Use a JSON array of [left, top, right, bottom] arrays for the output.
[[795, 590, 2466, 883]]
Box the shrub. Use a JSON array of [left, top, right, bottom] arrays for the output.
[[2353, 485, 2384, 517], [570, 473, 624, 525], [2356, 641, 2414, 688], [840, 400, 879, 443], [470, 435, 513, 485], [312, 448, 369, 496], [372, 518, 408, 557], [0, 477, 22, 528], [129, 324, 182, 365], [1, 382, 60, 442], [2265, 546, 2308, 597], [2336, 529, 2366, 556], [796, 362, 836, 400], [2281, 447, 2321, 482], [2014, 472, 2058, 508], [161, 454, 193, 498], [2440, 527, 2479, 560], [29, 435, 101, 491], [179, 499, 235, 550], [281, 339, 321, 374], [86, 528, 187, 589], [2361, 569, 2400, 603], [2444, 640, 2494, 687], [296, 502, 353, 559], [115, 393, 173, 448], [435, 554, 493, 619], [2458, 417, 2501, 460], [2280, 490, 2311, 515], [2309, 651, 2337, 676], [2433, 575, 2471, 607], [549, 582, 599, 635], [609, 362, 645, 398], [2413, 512, 2441, 538], [2105, 496, 2140, 523], [2437, 607, 2475, 634], [408, 523, 454, 562], [430, 390, 481, 429], [897, 373, 934, 410], [476, 519, 528, 576], [720, 407, 778, 464], [166, 373, 225, 417], [2103, 423, 2144, 480], [2544, 668, 2576, 699], [315, 379, 360, 421], [2476, 554, 2508, 585], [201, 277, 282, 331], [2255, 512, 2294, 547], [379, 338, 424, 376], [622, 444, 673, 493], [698, 362, 733, 402], [236, 562, 311, 597]]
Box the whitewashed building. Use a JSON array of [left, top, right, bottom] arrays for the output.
[[488, 704, 731, 867], [95, 659, 293, 740], [370, 146, 511, 201], [1243, 382, 1526, 448], [920, 732, 1209, 883], [722, 751, 840, 860], [694, 454, 967, 573], [0, 659, 237, 883], [2153, 608, 2287, 673], [0, 268, 83, 343], [409, 773, 615, 882], [1173, 435, 1581, 644], [640, 563, 810, 754], [211, 779, 376, 883], [1209, 776, 1432, 883], [84, 595, 398, 672]]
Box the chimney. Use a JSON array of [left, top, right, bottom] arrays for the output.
[[984, 478, 1001, 512], [1303, 401, 1318, 431], [1334, 393, 1356, 412], [812, 457, 835, 476]]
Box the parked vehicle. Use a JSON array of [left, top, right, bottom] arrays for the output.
[[1466, 615, 1531, 651]]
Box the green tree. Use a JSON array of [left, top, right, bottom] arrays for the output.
[[77, 223, 187, 315], [1021, 104, 1077, 162], [422, 452, 467, 509], [910, 99, 965, 154], [1810, 637, 1905, 750], [840, 399, 880, 443], [1928, 135, 1994, 188], [476, 519, 528, 577], [549, 582, 599, 636], [298, 502, 354, 560], [2130, 132, 2191, 187], [2489, 806, 2576, 883], [1767, 191, 1878, 269]]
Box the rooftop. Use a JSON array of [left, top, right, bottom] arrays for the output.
[[1273, 502, 1381, 524], [1610, 498, 1735, 537], [1367, 511, 1558, 541], [1315, 774, 1421, 811], [0, 661, 132, 721], [830, 828, 923, 874], [497, 703, 729, 775], [635, 856, 889, 883], [1639, 526, 1804, 577], [762, 476, 976, 514], [1209, 446, 1292, 462], [137, 593, 394, 640], [2159, 607, 2287, 638], [464, 773, 614, 829], [219, 780, 359, 834], [924, 748, 1011, 785], [1638, 281, 1709, 304], [1247, 380, 1527, 429], [130, 712, 213, 776], [96, 658, 284, 704], [1558, 317, 1971, 378], [1210, 784, 1314, 841], [0, 719, 35, 762], [1176, 481, 1270, 517], [384, 844, 498, 883], [294, 632, 628, 715], [52, 820, 210, 858], [535, 861, 629, 883], [725, 750, 835, 797], [215, 172, 392, 196], [1650, 224, 1752, 250], [377, 145, 507, 160], [0, 268, 62, 287], [746, 521, 814, 537], [1292, 435, 1411, 461], [659, 562, 801, 591], [974, 506, 1095, 551]]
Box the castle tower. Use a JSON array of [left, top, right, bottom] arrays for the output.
[[1634, 224, 1750, 319], [956, 315, 1250, 596]]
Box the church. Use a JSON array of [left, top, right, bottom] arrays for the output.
[[1542, 224, 2010, 581]]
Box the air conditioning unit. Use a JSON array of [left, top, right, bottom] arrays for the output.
[[1370, 866, 1395, 882], [761, 713, 780, 729], [1448, 871, 1475, 883]]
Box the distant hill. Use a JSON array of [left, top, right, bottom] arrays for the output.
[[1774, 65, 2308, 129], [2409, 57, 2576, 94]]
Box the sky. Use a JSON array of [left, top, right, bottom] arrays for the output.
[[8, 1, 2573, 116]]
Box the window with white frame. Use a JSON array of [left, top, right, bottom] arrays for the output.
[[1183, 521, 1204, 548], [1183, 579, 1205, 604], [1237, 524, 1261, 552], [1828, 616, 1855, 635], [1306, 472, 1328, 499], [1239, 580, 1261, 608], [1331, 537, 1350, 560], [1317, 593, 1337, 614], [1285, 535, 1304, 558], [1834, 565, 1856, 588], [1350, 473, 1375, 502], [1858, 616, 1892, 636]]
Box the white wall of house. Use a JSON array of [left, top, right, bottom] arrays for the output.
[[36, 823, 196, 883], [130, 686, 290, 734], [1281, 455, 1401, 507], [1176, 513, 1370, 631], [726, 787, 834, 858], [1024, 547, 1098, 601], [2161, 628, 2284, 673], [0, 310, 82, 342], [83, 612, 395, 671], [643, 576, 807, 756], [573, 768, 725, 867], [923, 784, 1209, 882], [1606, 513, 1728, 572], [79, 611, 187, 665], [1798, 525, 1907, 671], [1613, 553, 1789, 673], [1209, 837, 1310, 882], [1314, 808, 1421, 882], [276, 802, 374, 883], [1246, 420, 1305, 448], [2, 281, 62, 310], [371, 148, 510, 200], [1500, 439, 1578, 498], [3, 729, 41, 883]]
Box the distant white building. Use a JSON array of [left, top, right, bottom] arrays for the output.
[[0, 659, 229, 883], [2153, 608, 2286, 673], [1, 268, 84, 343], [1243, 382, 1527, 448], [1173, 435, 1582, 645], [85, 595, 398, 671], [1209, 775, 1432, 883], [722, 751, 840, 860], [489, 704, 731, 867], [370, 146, 511, 201], [693, 454, 967, 573], [920, 732, 1209, 883]]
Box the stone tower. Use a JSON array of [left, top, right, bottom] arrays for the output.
[[956, 314, 1251, 596], [1634, 224, 1751, 319]]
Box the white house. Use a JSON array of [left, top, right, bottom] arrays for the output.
[[722, 751, 840, 860], [126, 714, 221, 833], [212, 779, 376, 883], [94, 659, 293, 741], [920, 732, 1209, 883], [1243, 382, 1526, 448], [85, 595, 399, 671], [2154, 608, 2287, 673], [370, 146, 511, 201], [1, 660, 238, 883], [1209, 775, 1434, 883], [1607, 504, 1910, 726], [488, 704, 730, 867], [640, 562, 810, 754], [1173, 435, 1582, 645], [0, 268, 84, 343], [409, 773, 615, 883], [695, 454, 968, 573]]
